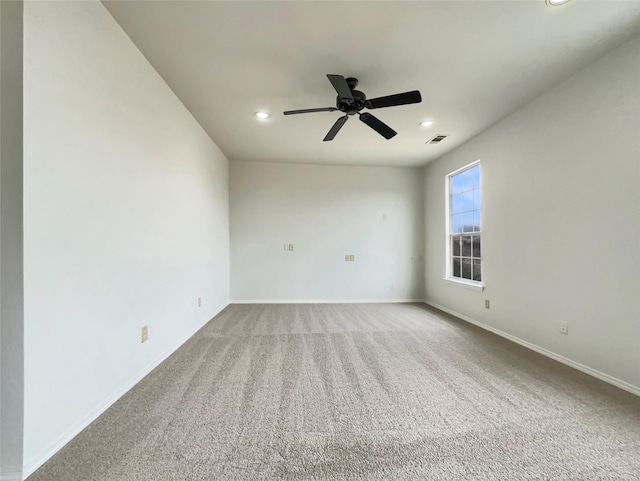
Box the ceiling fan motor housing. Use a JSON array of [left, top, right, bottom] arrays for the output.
[[338, 89, 367, 115]]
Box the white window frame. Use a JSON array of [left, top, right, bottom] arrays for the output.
[[444, 160, 484, 291]]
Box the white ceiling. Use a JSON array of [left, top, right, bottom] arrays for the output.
[[102, 1, 640, 167]]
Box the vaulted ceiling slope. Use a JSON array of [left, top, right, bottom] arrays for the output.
[[103, 1, 640, 167]]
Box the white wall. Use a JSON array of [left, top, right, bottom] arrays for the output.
[[230, 161, 424, 302], [0, 2, 24, 480], [22, 1, 230, 475], [424, 36, 640, 393]]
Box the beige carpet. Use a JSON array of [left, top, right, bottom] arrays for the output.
[[28, 303, 640, 480]]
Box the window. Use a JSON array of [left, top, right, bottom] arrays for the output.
[[446, 161, 482, 285]]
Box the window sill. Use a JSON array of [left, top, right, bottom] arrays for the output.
[[442, 277, 485, 292]]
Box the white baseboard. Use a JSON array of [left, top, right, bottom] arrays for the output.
[[22, 302, 229, 479], [231, 299, 426, 304], [424, 301, 640, 397]]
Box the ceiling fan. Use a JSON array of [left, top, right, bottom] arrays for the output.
[[283, 74, 422, 141]]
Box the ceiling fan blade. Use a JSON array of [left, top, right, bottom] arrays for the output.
[[323, 115, 349, 142], [327, 74, 354, 103], [283, 107, 337, 115], [365, 90, 422, 109], [359, 112, 397, 139]]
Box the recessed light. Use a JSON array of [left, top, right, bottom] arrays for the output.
[[546, 0, 571, 6], [255, 112, 270, 119], [419, 120, 433, 127]]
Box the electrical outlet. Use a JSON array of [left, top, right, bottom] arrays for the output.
[[345, 255, 350, 262], [289, 244, 294, 251], [559, 322, 568, 335], [350, 255, 355, 262], [198, 297, 202, 307], [141, 326, 148, 343], [485, 299, 490, 309]]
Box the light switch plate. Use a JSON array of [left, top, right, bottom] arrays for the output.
[[141, 326, 148, 343]]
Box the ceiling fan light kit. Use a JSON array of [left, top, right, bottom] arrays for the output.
[[284, 74, 422, 142]]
